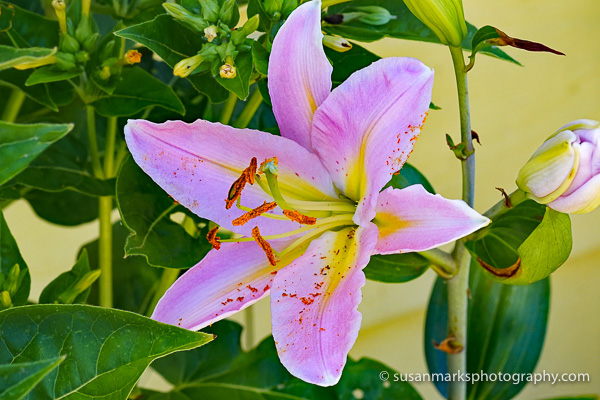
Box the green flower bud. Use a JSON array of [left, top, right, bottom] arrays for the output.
[[199, 0, 220, 22], [219, 0, 237, 25], [75, 50, 90, 63], [403, 0, 468, 47], [60, 33, 80, 54], [54, 52, 77, 70], [204, 25, 218, 42], [163, 3, 209, 33], [0, 291, 11, 310], [322, 34, 352, 52], [353, 6, 396, 26], [58, 269, 101, 304], [173, 54, 205, 78], [82, 33, 100, 53], [264, 0, 283, 16], [281, 0, 298, 18], [231, 15, 260, 45], [52, 0, 67, 34], [5, 264, 20, 296], [75, 15, 94, 45]]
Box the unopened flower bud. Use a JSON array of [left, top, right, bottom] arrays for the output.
[[231, 15, 260, 45], [199, 0, 220, 22], [0, 291, 11, 310], [60, 33, 80, 54], [173, 54, 204, 77], [58, 269, 101, 304], [13, 51, 58, 70], [403, 0, 468, 47], [54, 52, 77, 70], [6, 264, 20, 296], [99, 65, 111, 80], [264, 0, 283, 16], [163, 3, 208, 33], [124, 49, 142, 65], [82, 0, 91, 16], [219, 0, 237, 25], [52, 0, 67, 34], [353, 6, 396, 26], [204, 25, 218, 42], [219, 61, 237, 79], [517, 120, 600, 214], [323, 35, 352, 52]]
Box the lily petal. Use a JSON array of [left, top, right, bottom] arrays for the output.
[[311, 58, 434, 225], [373, 185, 489, 254], [270, 223, 378, 386], [268, 0, 332, 150], [548, 174, 600, 214], [125, 119, 338, 237], [152, 240, 291, 331]]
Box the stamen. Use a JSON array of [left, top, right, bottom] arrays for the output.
[[232, 201, 277, 226], [283, 209, 317, 225], [236, 198, 289, 221], [245, 157, 258, 184], [225, 157, 258, 210], [207, 227, 221, 250], [251, 226, 277, 266]]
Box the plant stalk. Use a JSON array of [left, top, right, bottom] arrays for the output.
[[419, 248, 457, 277], [447, 45, 474, 400], [2, 89, 26, 123], [232, 89, 263, 129], [484, 189, 528, 220], [219, 91, 237, 125], [98, 196, 113, 308]]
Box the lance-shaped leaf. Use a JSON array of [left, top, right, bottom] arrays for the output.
[[0, 304, 214, 399], [150, 320, 423, 399], [425, 265, 550, 400], [0, 210, 30, 306], [116, 157, 211, 269], [0, 121, 73, 187], [466, 201, 572, 285], [323, 0, 519, 65], [0, 356, 65, 400], [0, 3, 59, 48], [39, 250, 98, 305], [25, 66, 82, 86], [0, 45, 55, 72], [92, 67, 185, 117], [115, 15, 229, 103]]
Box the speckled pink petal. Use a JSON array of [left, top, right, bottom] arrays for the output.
[[268, 0, 332, 150], [270, 223, 378, 386], [373, 185, 490, 254], [124, 119, 338, 237], [311, 58, 434, 225], [152, 239, 292, 331]]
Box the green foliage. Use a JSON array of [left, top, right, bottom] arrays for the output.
[[466, 201, 572, 284], [0, 304, 213, 399], [39, 249, 98, 304], [0, 45, 55, 71], [0, 210, 30, 307], [425, 265, 549, 399], [0, 356, 65, 400], [116, 157, 212, 269], [150, 320, 423, 399]]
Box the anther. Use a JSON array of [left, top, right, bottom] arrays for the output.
[[283, 209, 317, 225], [232, 201, 277, 226], [251, 226, 277, 266], [225, 158, 259, 209], [207, 227, 221, 250], [244, 157, 257, 184]]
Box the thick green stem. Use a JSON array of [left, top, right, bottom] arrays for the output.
[[86, 106, 104, 178], [484, 189, 528, 220], [98, 196, 113, 308], [244, 306, 255, 349], [2, 89, 26, 122], [419, 248, 457, 277], [232, 89, 263, 129], [447, 46, 474, 400], [219, 91, 237, 125], [146, 268, 180, 316]]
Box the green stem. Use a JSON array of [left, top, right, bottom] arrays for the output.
[[419, 248, 457, 277], [232, 89, 262, 129], [244, 306, 255, 349], [321, 0, 351, 8], [98, 196, 113, 308], [86, 106, 104, 179], [219, 91, 237, 125], [2, 89, 26, 122], [447, 45, 474, 400], [104, 117, 117, 177], [146, 268, 180, 316], [484, 189, 528, 220]]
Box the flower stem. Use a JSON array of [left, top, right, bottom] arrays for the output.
[[98, 196, 113, 308], [447, 45, 474, 400], [2, 89, 26, 122], [419, 248, 457, 277], [232, 89, 262, 129], [146, 268, 180, 317], [86, 106, 104, 179], [219, 91, 237, 125], [484, 189, 528, 220]]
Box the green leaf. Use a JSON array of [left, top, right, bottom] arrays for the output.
[[24, 189, 100, 226], [0, 4, 59, 48], [364, 163, 434, 283], [0, 45, 55, 71], [0, 69, 58, 111], [82, 222, 162, 314], [326, 42, 380, 87], [324, 0, 519, 65], [470, 25, 565, 59], [252, 40, 269, 76], [0, 121, 73, 187], [216, 50, 253, 99], [424, 265, 549, 399], [39, 249, 96, 304], [0, 304, 214, 399], [150, 320, 422, 399], [115, 15, 229, 103], [0, 210, 30, 306], [92, 67, 185, 117], [0, 356, 65, 400], [466, 201, 572, 285], [116, 157, 211, 269], [25, 66, 82, 86]]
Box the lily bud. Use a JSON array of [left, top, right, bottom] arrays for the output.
[[173, 54, 204, 78], [204, 25, 218, 42], [163, 3, 208, 33], [403, 0, 468, 47], [52, 0, 67, 34], [323, 35, 352, 52], [219, 56, 237, 79], [353, 6, 396, 26], [517, 119, 600, 214]]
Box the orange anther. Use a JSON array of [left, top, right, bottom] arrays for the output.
[[232, 201, 277, 226], [207, 226, 221, 250], [251, 226, 277, 266], [283, 209, 317, 225]]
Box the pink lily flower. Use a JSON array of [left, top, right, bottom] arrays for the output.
[[124, 0, 489, 386]]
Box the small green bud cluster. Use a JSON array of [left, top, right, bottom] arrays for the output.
[[0, 264, 24, 311]]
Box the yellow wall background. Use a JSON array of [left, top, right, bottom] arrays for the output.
[[4, 0, 599, 398]]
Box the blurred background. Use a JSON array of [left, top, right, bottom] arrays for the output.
[[4, 0, 599, 398]]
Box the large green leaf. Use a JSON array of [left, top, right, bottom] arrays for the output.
[[116, 157, 211, 269], [0, 121, 73, 187], [0, 69, 58, 111], [0, 4, 59, 49], [24, 189, 100, 226], [0, 304, 214, 399], [466, 201, 572, 285], [324, 0, 518, 65], [25, 66, 82, 86], [92, 67, 185, 117], [0, 210, 30, 306], [150, 320, 423, 399], [326, 42, 380, 87], [424, 265, 550, 400], [0, 45, 55, 71], [115, 15, 229, 103], [0, 356, 65, 400], [39, 249, 96, 305], [364, 163, 434, 283]]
